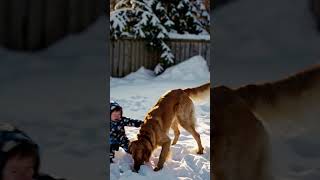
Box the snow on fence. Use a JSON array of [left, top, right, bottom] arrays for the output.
[[110, 38, 210, 77], [0, 0, 103, 50]]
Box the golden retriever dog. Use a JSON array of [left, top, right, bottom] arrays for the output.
[[129, 82, 210, 172], [212, 65, 320, 180]]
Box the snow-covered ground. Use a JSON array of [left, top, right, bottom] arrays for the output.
[[214, 0, 320, 180], [110, 56, 210, 180], [168, 33, 210, 40], [214, 0, 320, 87], [0, 17, 107, 180]]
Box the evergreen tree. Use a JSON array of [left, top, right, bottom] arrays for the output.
[[110, 0, 209, 75], [111, 0, 175, 75], [194, 0, 210, 33], [167, 0, 203, 34]]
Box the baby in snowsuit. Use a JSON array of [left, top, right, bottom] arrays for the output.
[[0, 123, 65, 180], [109, 101, 143, 163]]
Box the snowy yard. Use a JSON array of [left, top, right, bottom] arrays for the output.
[[214, 0, 320, 179], [0, 3, 211, 179], [0, 17, 107, 180], [110, 56, 210, 180]]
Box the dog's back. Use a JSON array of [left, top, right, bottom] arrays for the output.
[[145, 89, 186, 133], [145, 82, 210, 134], [183, 82, 210, 102], [235, 65, 320, 135]]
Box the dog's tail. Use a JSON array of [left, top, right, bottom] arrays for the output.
[[183, 82, 210, 102]]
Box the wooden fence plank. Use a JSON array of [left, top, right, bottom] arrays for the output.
[[118, 40, 123, 76], [182, 41, 186, 61], [181, 41, 185, 62], [111, 41, 115, 76], [110, 41, 113, 75], [8, 0, 27, 49], [113, 40, 119, 76], [124, 39, 130, 75], [0, 0, 8, 45], [185, 41, 190, 60], [120, 40, 125, 76], [45, 0, 68, 46], [171, 41, 176, 64], [68, 0, 82, 32], [144, 41, 149, 69], [136, 40, 140, 70], [130, 40, 137, 72], [197, 41, 201, 56], [26, 0, 45, 49], [199, 41, 203, 58], [143, 43, 147, 70], [180, 41, 185, 63], [174, 41, 179, 63], [175, 40, 180, 63], [174, 41, 179, 64], [135, 40, 139, 71]]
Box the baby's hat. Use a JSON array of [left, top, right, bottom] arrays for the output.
[[0, 123, 40, 175], [110, 101, 122, 113]]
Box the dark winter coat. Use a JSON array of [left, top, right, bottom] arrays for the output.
[[110, 117, 143, 145]]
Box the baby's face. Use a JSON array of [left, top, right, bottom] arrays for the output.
[[111, 111, 122, 121], [2, 155, 35, 180]]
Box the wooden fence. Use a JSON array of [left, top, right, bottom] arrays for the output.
[[0, 0, 103, 50], [110, 38, 210, 77]]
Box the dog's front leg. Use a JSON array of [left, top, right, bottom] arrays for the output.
[[154, 136, 171, 171]]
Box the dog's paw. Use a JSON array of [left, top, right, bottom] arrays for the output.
[[154, 166, 162, 171], [197, 147, 204, 154]]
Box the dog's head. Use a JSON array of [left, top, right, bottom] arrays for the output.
[[129, 139, 152, 172]]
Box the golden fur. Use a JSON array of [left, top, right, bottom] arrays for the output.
[[129, 82, 210, 172], [213, 65, 320, 180]]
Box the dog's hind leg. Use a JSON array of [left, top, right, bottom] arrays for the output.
[[171, 120, 180, 145], [183, 125, 204, 154], [176, 96, 204, 154], [177, 114, 204, 154]]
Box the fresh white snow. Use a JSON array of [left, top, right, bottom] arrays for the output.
[[214, 0, 320, 87], [0, 17, 107, 180], [168, 33, 210, 40], [0, 8, 210, 180], [110, 55, 210, 180], [214, 0, 320, 179]]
